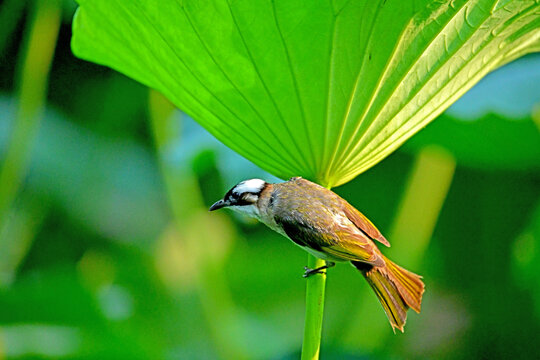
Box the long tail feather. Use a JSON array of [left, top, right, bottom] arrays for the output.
[[352, 256, 424, 332]]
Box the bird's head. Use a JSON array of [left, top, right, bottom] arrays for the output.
[[209, 179, 268, 218]]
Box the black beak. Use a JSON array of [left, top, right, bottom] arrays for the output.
[[209, 199, 227, 211]]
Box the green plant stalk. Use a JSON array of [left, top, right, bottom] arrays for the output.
[[0, 0, 61, 227], [301, 183, 332, 360], [301, 254, 327, 360]]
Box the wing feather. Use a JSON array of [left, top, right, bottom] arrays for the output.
[[341, 202, 390, 247], [275, 214, 382, 265]]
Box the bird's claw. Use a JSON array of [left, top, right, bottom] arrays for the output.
[[302, 262, 335, 278]]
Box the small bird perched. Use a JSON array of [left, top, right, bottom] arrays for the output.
[[210, 177, 424, 332]]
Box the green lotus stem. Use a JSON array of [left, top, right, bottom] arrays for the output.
[[301, 254, 327, 360], [0, 0, 61, 227], [301, 182, 332, 360]]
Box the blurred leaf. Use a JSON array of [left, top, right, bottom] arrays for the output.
[[432, 166, 540, 359], [341, 146, 456, 350], [0, 97, 168, 246], [0, 266, 102, 326], [0, 196, 47, 287], [70, 74, 149, 138], [405, 113, 540, 170], [512, 202, 540, 321], [0, 0, 27, 57], [72, 0, 540, 186], [1, 324, 81, 358], [0, 259, 174, 358]]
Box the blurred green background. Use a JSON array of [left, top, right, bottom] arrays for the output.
[[1, 1, 540, 359]]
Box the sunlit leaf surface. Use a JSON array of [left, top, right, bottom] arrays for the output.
[[72, 0, 540, 186]]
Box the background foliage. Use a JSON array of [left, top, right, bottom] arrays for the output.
[[0, 0, 540, 359]]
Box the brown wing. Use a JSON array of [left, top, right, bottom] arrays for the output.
[[275, 212, 383, 266], [341, 201, 390, 247], [321, 232, 384, 266]]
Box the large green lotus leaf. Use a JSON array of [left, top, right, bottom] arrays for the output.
[[72, 0, 540, 187]]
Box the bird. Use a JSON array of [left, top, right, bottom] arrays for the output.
[[209, 176, 424, 332]]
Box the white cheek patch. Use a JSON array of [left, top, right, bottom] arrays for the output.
[[243, 193, 258, 203], [233, 179, 265, 195]]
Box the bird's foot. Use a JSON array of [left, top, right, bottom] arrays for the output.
[[303, 261, 335, 278]]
